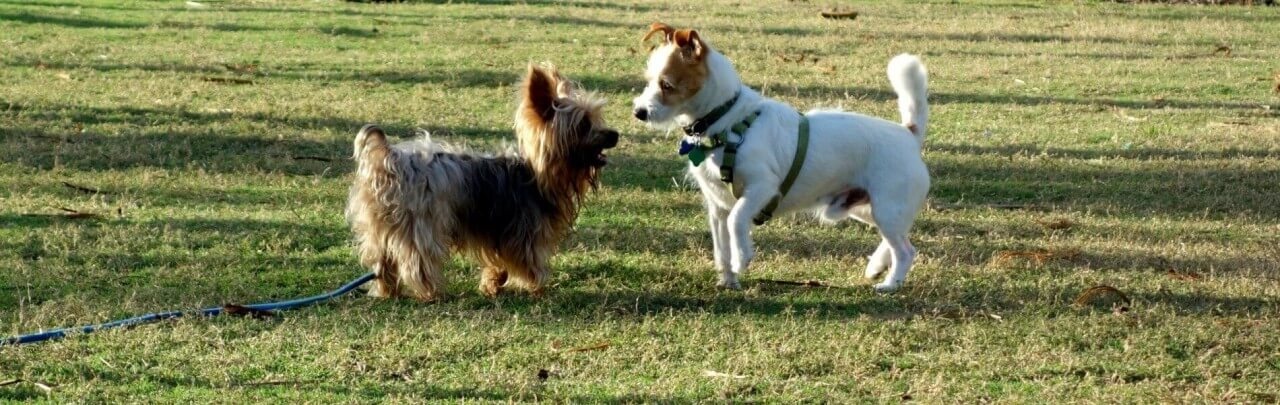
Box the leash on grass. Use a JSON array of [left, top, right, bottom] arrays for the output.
[[1, 272, 375, 346]]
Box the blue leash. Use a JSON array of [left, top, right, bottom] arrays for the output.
[[2, 272, 375, 346]]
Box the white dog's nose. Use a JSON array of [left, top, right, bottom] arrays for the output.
[[633, 107, 649, 121]]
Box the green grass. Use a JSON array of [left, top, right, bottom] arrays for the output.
[[2, 0, 1279, 402]]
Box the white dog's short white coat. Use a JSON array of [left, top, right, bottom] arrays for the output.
[[633, 25, 930, 292]]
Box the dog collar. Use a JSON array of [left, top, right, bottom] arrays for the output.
[[678, 110, 759, 167], [682, 91, 741, 137]]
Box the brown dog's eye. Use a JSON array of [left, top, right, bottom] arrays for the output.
[[659, 80, 674, 92]]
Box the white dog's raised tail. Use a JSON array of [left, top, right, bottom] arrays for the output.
[[887, 54, 929, 143]]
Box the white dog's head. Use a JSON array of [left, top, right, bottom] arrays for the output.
[[631, 22, 711, 126]]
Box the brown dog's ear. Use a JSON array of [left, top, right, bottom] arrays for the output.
[[641, 22, 675, 49], [672, 29, 705, 60], [522, 64, 559, 124]]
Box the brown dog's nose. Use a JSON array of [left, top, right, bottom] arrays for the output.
[[601, 129, 619, 148]]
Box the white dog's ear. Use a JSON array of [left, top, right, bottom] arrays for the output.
[[522, 63, 560, 124], [642, 22, 675, 49], [672, 29, 705, 61]]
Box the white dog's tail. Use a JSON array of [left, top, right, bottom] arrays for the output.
[[887, 54, 929, 143]]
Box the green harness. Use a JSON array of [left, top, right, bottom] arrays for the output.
[[683, 104, 810, 225]]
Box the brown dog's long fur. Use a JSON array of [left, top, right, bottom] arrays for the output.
[[346, 64, 618, 301]]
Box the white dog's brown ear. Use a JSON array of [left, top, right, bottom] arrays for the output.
[[642, 22, 675, 49], [522, 64, 559, 124], [672, 29, 705, 61]]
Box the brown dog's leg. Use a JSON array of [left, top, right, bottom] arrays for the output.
[[502, 248, 549, 298], [368, 256, 400, 298], [479, 262, 509, 298]]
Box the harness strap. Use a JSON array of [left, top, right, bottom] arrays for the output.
[[718, 114, 756, 184], [751, 115, 809, 225], [680, 109, 809, 226]]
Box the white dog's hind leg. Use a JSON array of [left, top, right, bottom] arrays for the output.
[[864, 239, 892, 280], [876, 234, 916, 293], [866, 199, 919, 293], [704, 199, 736, 289], [846, 205, 890, 280]]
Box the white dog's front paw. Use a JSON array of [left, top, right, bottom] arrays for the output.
[[716, 278, 747, 290], [716, 271, 747, 290], [864, 261, 888, 280], [873, 281, 902, 294]]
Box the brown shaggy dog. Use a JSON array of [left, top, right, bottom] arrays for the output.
[[346, 64, 619, 301]]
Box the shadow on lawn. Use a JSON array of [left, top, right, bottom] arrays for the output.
[[530, 260, 1276, 319], [931, 142, 1280, 161], [5, 105, 1278, 220], [4, 58, 642, 94], [2, 213, 1274, 329], [0, 105, 516, 175], [777, 83, 1271, 111], [27, 366, 696, 403], [11, 56, 1272, 112], [0, 10, 274, 32], [927, 147, 1280, 220]]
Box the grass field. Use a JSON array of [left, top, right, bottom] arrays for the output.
[[3, 0, 1279, 402]]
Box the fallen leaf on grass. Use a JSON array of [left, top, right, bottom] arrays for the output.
[[1166, 270, 1202, 281], [200, 76, 255, 85], [238, 379, 315, 387], [292, 155, 335, 162], [757, 279, 832, 288], [1113, 108, 1147, 122], [185, 1, 208, 9], [58, 207, 100, 219], [23, 207, 102, 220], [1209, 120, 1252, 127], [1073, 285, 1131, 313], [0, 379, 20, 387], [33, 382, 53, 394], [930, 202, 1038, 212], [991, 248, 1080, 266], [565, 342, 610, 353], [55, 72, 72, 81], [1212, 44, 1231, 57], [221, 63, 257, 74], [61, 181, 104, 195], [1037, 218, 1075, 230], [820, 10, 858, 20], [703, 370, 747, 379], [775, 52, 811, 64]]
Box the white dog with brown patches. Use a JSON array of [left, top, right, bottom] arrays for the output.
[[632, 23, 930, 293]]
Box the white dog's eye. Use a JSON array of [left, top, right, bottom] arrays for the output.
[[659, 80, 674, 92]]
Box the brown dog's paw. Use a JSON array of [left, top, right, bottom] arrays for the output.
[[479, 268, 509, 298]]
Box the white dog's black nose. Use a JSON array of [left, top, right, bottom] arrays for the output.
[[632, 108, 649, 122]]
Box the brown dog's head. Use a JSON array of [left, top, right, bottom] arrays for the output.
[[515, 63, 619, 193]]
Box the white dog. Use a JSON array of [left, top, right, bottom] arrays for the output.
[[631, 23, 930, 293]]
